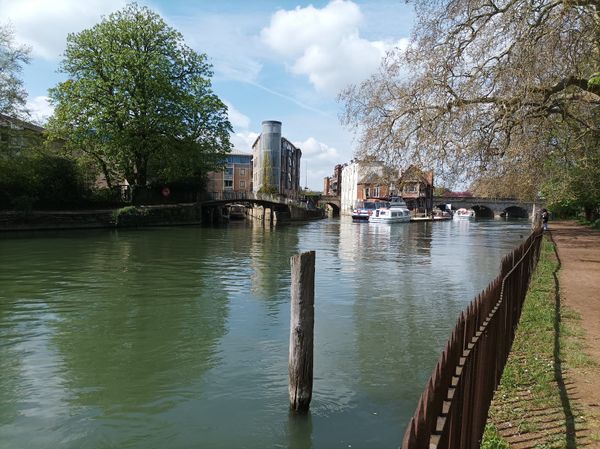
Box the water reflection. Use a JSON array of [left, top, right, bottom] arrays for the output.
[[0, 219, 532, 449], [0, 229, 231, 447], [249, 223, 300, 306], [288, 412, 313, 449]]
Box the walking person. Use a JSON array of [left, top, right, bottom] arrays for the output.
[[541, 208, 549, 231]]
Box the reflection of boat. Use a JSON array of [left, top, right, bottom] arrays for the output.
[[369, 197, 411, 223], [453, 208, 475, 219], [352, 199, 387, 220], [228, 204, 247, 220]]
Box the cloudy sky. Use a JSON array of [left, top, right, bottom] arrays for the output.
[[2, 0, 415, 190]]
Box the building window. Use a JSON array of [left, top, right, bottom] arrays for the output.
[[224, 180, 233, 189], [240, 168, 246, 176], [373, 186, 381, 197], [240, 180, 246, 189], [404, 183, 418, 193], [225, 167, 234, 178]]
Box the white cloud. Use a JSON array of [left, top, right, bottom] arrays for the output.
[[223, 101, 251, 130], [26, 95, 53, 124], [294, 137, 339, 161], [293, 137, 347, 190], [1, 0, 126, 59], [260, 0, 407, 96], [230, 132, 258, 153]]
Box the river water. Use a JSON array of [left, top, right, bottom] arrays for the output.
[[0, 217, 531, 449]]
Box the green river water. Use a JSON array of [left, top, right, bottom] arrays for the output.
[[0, 217, 531, 449]]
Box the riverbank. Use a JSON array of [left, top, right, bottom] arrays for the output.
[[0, 204, 201, 231], [0, 203, 324, 231], [483, 222, 600, 448]]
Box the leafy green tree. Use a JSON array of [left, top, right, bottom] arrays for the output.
[[0, 23, 30, 117], [46, 4, 232, 189]]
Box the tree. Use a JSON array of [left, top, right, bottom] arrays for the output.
[[0, 23, 30, 117], [340, 0, 600, 199], [541, 131, 600, 220], [46, 4, 232, 189]]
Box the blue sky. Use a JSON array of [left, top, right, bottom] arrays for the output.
[[2, 0, 415, 190]]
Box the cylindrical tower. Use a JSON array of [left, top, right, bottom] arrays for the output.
[[256, 120, 282, 192]]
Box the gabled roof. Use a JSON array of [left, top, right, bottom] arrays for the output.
[[0, 113, 45, 134], [400, 165, 434, 186]]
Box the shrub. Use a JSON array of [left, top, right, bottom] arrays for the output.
[[11, 195, 37, 212], [0, 153, 85, 210]]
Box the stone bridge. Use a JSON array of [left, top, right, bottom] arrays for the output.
[[319, 195, 341, 217], [200, 191, 322, 223], [316, 195, 540, 220], [434, 196, 542, 219]]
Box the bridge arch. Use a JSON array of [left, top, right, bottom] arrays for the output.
[[472, 205, 494, 218], [322, 202, 340, 217], [502, 206, 529, 219]]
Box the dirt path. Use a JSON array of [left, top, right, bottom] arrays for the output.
[[552, 221, 600, 446]]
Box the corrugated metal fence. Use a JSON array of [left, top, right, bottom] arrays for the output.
[[400, 227, 544, 449]]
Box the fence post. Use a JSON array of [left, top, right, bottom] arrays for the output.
[[289, 251, 315, 413]]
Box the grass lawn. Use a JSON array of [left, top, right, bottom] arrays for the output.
[[482, 236, 597, 449]]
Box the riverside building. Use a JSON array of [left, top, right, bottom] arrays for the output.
[[252, 121, 302, 197]]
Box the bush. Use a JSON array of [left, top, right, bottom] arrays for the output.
[[0, 153, 86, 210], [11, 195, 37, 212], [258, 185, 279, 195], [113, 205, 201, 226]]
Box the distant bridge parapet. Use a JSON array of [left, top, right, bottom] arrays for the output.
[[201, 191, 307, 208], [434, 196, 543, 219]]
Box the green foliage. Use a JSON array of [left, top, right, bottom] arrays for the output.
[[46, 3, 232, 188], [486, 238, 593, 446], [11, 195, 36, 212], [113, 204, 200, 226], [480, 424, 509, 449], [541, 133, 600, 221], [0, 24, 30, 116], [258, 185, 279, 195], [0, 152, 84, 210], [113, 206, 145, 221], [260, 150, 276, 193]]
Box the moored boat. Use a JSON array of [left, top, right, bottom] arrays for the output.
[[369, 197, 411, 223], [453, 208, 475, 219], [352, 199, 387, 220]]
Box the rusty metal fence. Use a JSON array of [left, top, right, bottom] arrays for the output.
[[400, 227, 544, 449]]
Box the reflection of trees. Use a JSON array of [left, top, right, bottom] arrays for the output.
[[50, 228, 231, 412], [0, 333, 21, 424], [249, 223, 300, 306]]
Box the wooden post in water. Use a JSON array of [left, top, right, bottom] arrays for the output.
[[289, 250, 315, 414]]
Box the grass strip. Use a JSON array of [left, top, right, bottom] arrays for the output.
[[482, 236, 596, 449]]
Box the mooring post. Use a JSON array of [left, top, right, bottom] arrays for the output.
[[289, 250, 315, 414]]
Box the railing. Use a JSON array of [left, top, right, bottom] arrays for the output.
[[401, 227, 544, 449], [201, 191, 309, 208]]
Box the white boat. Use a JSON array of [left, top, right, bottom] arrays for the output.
[[453, 208, 475, 219], [369, 198, 411, 223]]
